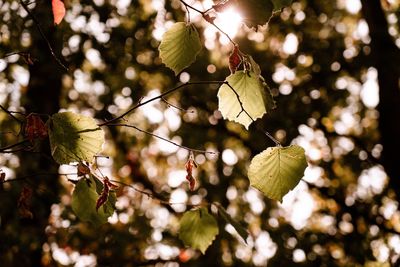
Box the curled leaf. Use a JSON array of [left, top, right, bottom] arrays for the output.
[[203, 14, 216, 24], [229, 46, 242, 74], [96, 177, 118, 211], [185, 152, 197, 191], [52, 0, 66, 25], [77, 162, 91, 177]]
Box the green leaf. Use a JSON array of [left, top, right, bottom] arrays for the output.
[[235, 0, 274, 28], [159, 22, 202, 75], [71, 175, 116, 227], [48, 112, 104, 164], [179, 207, 219, 254], [248, 145, 307, 202], [215, 203, 249, 243], [218, 71, 273, 129], [271, 0, 293, 11]]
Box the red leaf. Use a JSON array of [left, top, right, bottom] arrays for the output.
[[185, 152, 197, 191], [229, 46, 242, 73], [25, 114, 48, 142], [77, 162, 90, 177], [52, 0, 66, 25], [203, 14, 216, 24], [96, 177, 117, 211]]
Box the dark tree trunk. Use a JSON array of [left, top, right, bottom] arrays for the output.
[[11, 3, 64, 266], [361, 0, 400, 196]]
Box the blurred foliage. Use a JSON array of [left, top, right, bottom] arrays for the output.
[[1, 0, 400, 266]]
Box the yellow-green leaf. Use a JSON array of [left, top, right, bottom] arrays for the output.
[[248, 145, 307, 201], [159, 22, 202, 75], [71, 175, 116, 227], [218, 71, 273, 129], [48, 112, 104, 164], [179, 207, 219, 254]]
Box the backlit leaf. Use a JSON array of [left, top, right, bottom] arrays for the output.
[[48, 112, 104, 164], [159, 22, 202, 75], [179, 207, 219, 254], [71, 175, 116, 227], [217, 71, 273, 129], [51, 0, 65, 25], [248, 145, 307, 202]]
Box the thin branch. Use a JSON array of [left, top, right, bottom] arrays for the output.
[[107, 123, 218, 155], [179, 0, 237, 46], [0, 140, 30, 153], [110, 179, 203, 207], [0, 104, 23, 123], [98, 81, 225, 126], [161, 97, 194, 113], [1, 172, 77, 184], [19, 0, 69, 71], [179, 0, 205, 15]]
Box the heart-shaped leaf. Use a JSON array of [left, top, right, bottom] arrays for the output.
[[52, 0, 65, 25], [248, 145, 307, 201], [48, 112, 104, 164], [159, 22, 202, 75], [179, 207, 219, 254], [218, 71, 274, 129]]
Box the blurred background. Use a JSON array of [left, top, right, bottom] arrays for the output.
[[1, 0, 400, 266]]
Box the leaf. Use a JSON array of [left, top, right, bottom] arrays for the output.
[[185, 151, 197, 191], [47, 112, 104, 164], [179, 207, 219, 254], [52, 0, 65, 25], [159, 22, 202, 75], [25, 114, 48, 142], [217, 71, 273, 129], [248, 145, 308, 201], [271, 0, 293, 11], [229, 46, 242, 74], [71, 175, 116, 227], [215, 203, 249, 243], [234, 0, 274, 29]]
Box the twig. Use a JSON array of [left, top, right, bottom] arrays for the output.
[[19, 0, 69, 71], [179, 0, 237, 46], [0, 104, 23, 123], [161, 97, 194, 113], [107, 123, 218, 155], [110, 179, 203, 207], [98, 81, 225, 126], [0, 140, 30, 153], [1, 172, 78, 184]]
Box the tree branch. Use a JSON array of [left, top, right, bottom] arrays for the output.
[[107, 123, 218, 155]]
